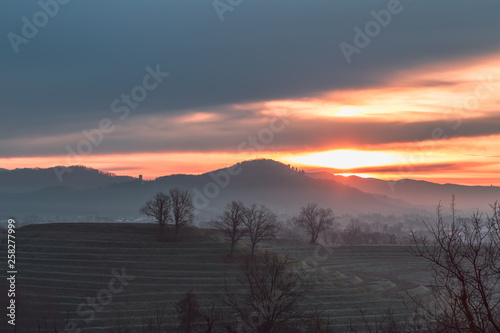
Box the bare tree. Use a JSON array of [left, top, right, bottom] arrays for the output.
[[210, 201, 247, 258], [174, 291, 225, 333], [170, 188, 195, 241], [341, 219, 363, 245], [175, 290, 205, 333], [293, 204, 335, 244], [242, 204, 281, 256], [410, 196, 500, 332], [221, 254, 310, 333], [140, 191, 172, 241]]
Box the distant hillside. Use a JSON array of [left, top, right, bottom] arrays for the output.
[[0, 159, 416, 220], [308, 172, 500, 212], [7, 159, 496, 221], [0, 166, 136, 193], [154, 159, 415, 219]]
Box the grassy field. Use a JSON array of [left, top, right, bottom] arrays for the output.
[[1, 223, 432, 332]]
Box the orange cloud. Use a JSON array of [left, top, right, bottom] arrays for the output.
[[3, 52, 500, 186]]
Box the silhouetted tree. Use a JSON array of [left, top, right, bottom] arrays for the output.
[[341, 219, 362, 245], [140, 191, 172, 241], [242, 204, 281, 256], [170, 188, 195, 241], [176, 290, 205, 333], [307, 315, 333, 333], [221, 254, 310, 332], [293, 204, 335, 243], [210, 201, 247, 258], [410, 196, 500, 332]]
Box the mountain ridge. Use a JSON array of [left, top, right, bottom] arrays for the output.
[[0, 159, 418, 220], [2, 159, 497, 220], [0, 165, 136, 193], [307, 171, 500, 211]]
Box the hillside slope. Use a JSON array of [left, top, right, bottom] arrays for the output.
[[0, 160, 416, 220], [0, 223, 429, 332], [309, 172, 500, 212], [0, 166, 135, 193]]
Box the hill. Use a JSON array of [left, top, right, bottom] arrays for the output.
[[0, 159, 416, 220], [5, 158, 499, 221], [0, 222, 430, 332], [308, 172, 500, 212], [0, 166, 135, 193]]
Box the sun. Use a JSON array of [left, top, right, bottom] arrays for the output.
[[336, 173, 375, 178], [283, 150, 401, 170], [336, 108, 361, 117]]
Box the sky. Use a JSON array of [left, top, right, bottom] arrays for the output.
[[1, 0, 500, 185]]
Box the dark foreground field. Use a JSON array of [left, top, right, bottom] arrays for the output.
[[1, 223, 431, 332]]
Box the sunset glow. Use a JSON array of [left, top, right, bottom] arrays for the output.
[[3, 3, 500, 187], [283, 150, 401, 170]]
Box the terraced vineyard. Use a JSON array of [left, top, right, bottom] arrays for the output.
[[1, 223, 432, 332], [261, 239, 432, 331]]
